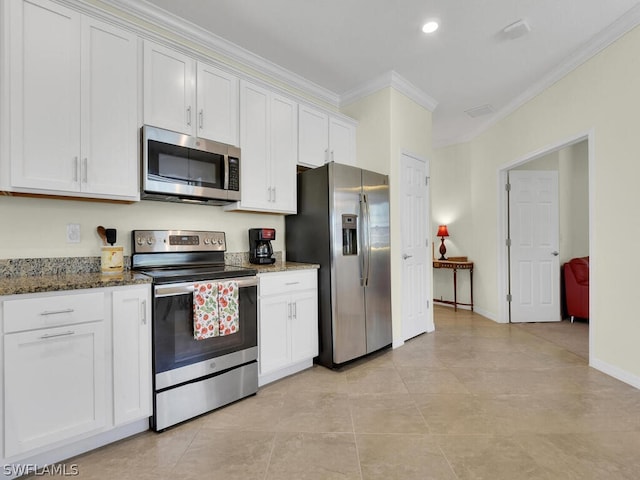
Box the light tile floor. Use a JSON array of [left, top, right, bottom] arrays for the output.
[[26, 306, 640, 479]]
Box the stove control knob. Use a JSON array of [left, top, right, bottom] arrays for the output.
[[217, 239, 224, 246], [146, 237, 154, 245], [136, 236, 143, 246], [204, 238, 211, 245]]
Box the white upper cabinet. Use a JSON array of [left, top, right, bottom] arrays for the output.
[[298, 105, 329, 168], [225, 79, 296, 214], [328, 116, 356, 166], [5, 0, 138, 200], [298, 104, 356, 168], [143, 41, 239, 146], [143, 42, 196, 136], [196, 62, 239, 145]]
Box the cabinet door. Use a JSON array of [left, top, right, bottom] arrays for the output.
[[80, 17, 138, 198], [298, 104, 328, 168], [197, 62, 239, 145], [143, 41, 196, 135], [269, 93, 297, 214], [237, 80, 270, 210], [290, 290, 319, 363], [329, 117, 356, 166], [9, 0, 81, 192], [112, 287, 152, 426], [4, 322, 106, 457], [258, 295, 290, 375]]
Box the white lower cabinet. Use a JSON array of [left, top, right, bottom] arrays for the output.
[[112, 286, 152, 426], [258, 270, 318, 386], [4, 321, 106, 458], [1, 285, 152, 465]]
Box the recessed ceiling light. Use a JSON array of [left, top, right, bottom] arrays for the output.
[[422, 21, 439, 34]]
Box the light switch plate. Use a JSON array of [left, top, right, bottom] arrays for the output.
[[67, 223, 81, 243]]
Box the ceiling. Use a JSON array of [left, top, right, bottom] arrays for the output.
[[140, 0, 640, 147]]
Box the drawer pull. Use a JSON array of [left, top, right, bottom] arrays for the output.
[[39, 308, 74, 316], [285, 281, 300, 286], [40, 330, 75, 340]]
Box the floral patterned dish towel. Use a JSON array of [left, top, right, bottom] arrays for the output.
[[218, 281, 239, 336], [193, 282, 220, 340]]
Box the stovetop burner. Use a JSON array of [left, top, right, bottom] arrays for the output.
[[131, 230, 258, 284]]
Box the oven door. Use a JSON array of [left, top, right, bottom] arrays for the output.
[[152, 276, 258, 390]]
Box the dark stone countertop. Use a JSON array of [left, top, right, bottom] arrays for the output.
[[240, 261, 320, 274], [0, 271, 152, 296]]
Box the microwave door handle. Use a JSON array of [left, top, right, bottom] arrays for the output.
[[224, 154, 230, 190]]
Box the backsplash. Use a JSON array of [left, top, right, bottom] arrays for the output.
[[0, 252, 283, 278]]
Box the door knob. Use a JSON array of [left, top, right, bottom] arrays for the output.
[[402, 254, 413, 260]]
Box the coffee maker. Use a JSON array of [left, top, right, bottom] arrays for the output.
[[249, 228, 276, 264]]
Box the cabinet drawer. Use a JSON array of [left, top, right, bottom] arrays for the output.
[[259, 270, 317, 296], [3, 292, 105, 333]]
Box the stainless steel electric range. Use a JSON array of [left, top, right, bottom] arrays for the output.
[[131, 230, 258, 431]]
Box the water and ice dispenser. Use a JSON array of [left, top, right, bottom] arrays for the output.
[[342, 214, 358, 255]]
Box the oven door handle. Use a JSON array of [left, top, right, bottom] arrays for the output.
[[154, 276, 258, 297]]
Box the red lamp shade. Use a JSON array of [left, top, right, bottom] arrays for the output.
[[437, 225, 449, 260]]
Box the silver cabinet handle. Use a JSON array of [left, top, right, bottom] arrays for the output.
[[39, 308, 74, 316], [403, 254, 413, 260], [40, 330, 75, 340], [141, 299, 147, 325], [293, 302, 297, 319], [187, 106, 192, 126], [199, 109, 204, 129], [272, 186, 276, 202], [285, 282, 300, 286], [324, 148, 329, 163], [82, 158, 88, 183], [331, 150, 335, 162]]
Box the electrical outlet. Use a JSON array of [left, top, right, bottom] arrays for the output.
[[67, 223, 81, 243]]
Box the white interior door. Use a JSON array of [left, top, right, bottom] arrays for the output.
[[401, 152, 432, 340], [509, 170, 560, 322]]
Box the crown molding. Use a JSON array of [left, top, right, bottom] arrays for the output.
[[101, 0, 340, 106], [440, 3, 640, 148], [340, 70, 438, 112]]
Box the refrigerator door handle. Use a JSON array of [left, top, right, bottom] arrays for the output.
[[362, 193, 371, 287], [359, 194, 366, 286]]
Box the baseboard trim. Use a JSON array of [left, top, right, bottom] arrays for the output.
[[590, 357, 640, 390]]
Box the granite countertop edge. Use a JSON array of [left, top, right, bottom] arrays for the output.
[[0, 272, 153, 297], [0, 262, 319, 296], [243, 261, 320, 274]]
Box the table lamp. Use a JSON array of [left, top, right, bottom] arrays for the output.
[[437, 225, 449, 260]]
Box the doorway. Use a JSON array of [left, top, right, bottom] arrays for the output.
[[497, 132, 592, 343]]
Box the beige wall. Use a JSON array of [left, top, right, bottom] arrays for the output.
[[431, 142, 473, 303], [0, 196, 285, 259], [343, 87, 433, 345], [433, 25, 640, 385]]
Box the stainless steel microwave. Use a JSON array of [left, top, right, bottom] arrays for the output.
[[141, 125, 240, 205]]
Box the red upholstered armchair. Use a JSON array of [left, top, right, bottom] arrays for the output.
[[563, 257, 589, 322]]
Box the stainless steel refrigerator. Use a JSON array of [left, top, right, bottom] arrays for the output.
[[286, 162, 391, 367]]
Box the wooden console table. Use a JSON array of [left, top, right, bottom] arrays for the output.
[[433, 259, 474, 312]]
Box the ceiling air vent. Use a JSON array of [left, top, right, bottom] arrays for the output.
[[502, 19, 531, 40], [465, 104, 494, 118]]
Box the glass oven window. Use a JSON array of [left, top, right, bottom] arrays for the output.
[[153, 285, 257, 373], [148, 140, 225, 190]]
